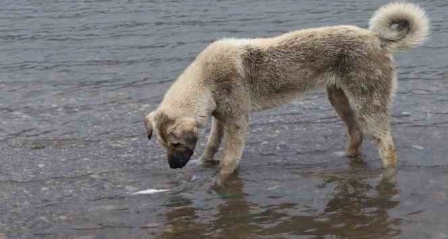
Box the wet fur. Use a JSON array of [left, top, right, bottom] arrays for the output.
[[145, 3, 429, 181]]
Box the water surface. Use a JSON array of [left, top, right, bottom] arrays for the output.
[[1, 0, 447, 238]]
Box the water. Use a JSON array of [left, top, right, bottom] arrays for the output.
[[0, 0, 447, 238]]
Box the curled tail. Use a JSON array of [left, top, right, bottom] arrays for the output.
[[369, 2, 429, 51]]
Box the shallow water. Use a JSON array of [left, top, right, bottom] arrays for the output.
[[1, 0, 447, 238]]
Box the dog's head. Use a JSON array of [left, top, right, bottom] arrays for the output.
[[144, 111, 198, 169]]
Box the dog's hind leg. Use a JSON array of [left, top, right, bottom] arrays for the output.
[[343, 82, 397, 168], [200, 117, 224, 162], [361, 113, 397, 168], [326, 86, 363, 156]]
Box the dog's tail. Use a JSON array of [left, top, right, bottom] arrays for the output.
[[369, 2, 429, 51]]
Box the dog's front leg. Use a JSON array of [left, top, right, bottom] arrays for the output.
[[200, 117, 224, 162], [218, 114, 249, 183]]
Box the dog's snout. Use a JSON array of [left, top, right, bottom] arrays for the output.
[[168, 148, 194, 169]]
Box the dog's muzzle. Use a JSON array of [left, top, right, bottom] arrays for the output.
[[167, 148, 194, 169]]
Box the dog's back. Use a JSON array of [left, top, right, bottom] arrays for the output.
[[241, 26, 384, 111], [204, 3, 430, 111]]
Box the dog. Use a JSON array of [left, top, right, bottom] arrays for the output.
[[144, 2, 429, 182]]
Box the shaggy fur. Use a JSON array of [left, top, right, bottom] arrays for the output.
[[145, 2, 430, 181]]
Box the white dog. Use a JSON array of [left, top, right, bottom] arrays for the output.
[[145, 3, 429, 182]]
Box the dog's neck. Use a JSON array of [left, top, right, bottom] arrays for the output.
[[159, 59, 217, 127], [159, 87, 214, 128]]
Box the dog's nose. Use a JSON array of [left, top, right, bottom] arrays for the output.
[[168, 155, 188, 168], [168, 149, 193, 169], [168, 160, 183, 169]]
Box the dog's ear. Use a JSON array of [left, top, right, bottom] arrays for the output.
[[144, 112, 156, 140]]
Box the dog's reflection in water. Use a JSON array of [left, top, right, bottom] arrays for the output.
[[158, 161, 400, 239]]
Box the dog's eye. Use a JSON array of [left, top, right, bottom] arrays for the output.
[[171, 143, 181, 147]]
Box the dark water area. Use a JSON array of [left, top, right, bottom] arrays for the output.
[[0, 0, 447, 238]]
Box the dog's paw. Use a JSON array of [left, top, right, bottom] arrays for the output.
[[198, 154, 211, 161], [213, 176, 224, 188], [345, 148, 362, 158], [199, 155, 220, 167], [211, 173, 230, 189]]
